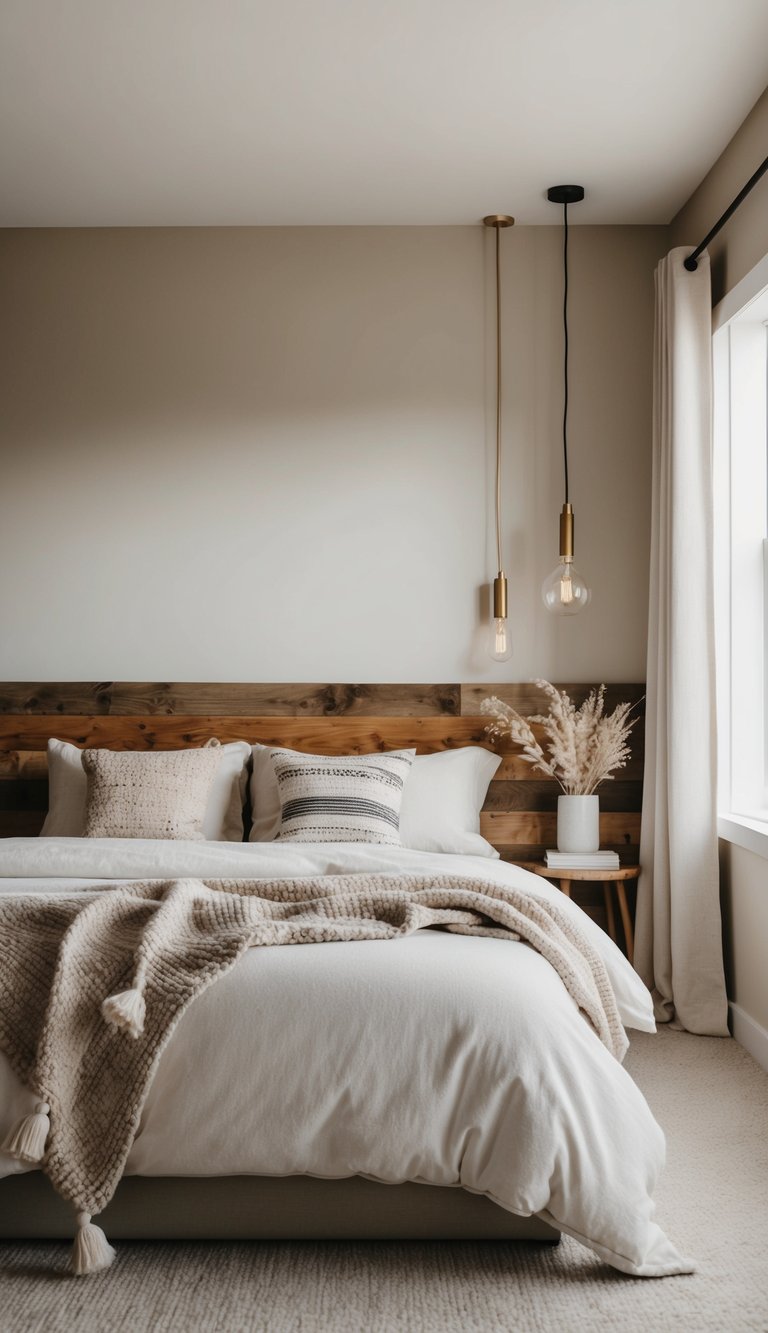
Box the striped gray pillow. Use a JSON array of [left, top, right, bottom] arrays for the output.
[[270, 748, 415, 845]]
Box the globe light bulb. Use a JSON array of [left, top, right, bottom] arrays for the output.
[[490, 616, 513, 662], [542, 559, 591, 615], [542, 503, 590, 616]]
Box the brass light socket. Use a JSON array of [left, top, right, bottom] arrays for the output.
[[493, 572, 508, 619], [559, 503, 574, 562]]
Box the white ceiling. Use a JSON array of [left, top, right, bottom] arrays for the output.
[[1, 0, 767, 227]]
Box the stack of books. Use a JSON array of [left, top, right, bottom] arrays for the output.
[[545, 849, 620, 870]]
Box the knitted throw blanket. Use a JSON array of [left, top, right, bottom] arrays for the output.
[[0, 871, 627, 1274]]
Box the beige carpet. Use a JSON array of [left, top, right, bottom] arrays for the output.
[[1, 1027, 767, 1332]]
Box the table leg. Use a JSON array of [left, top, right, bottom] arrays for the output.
[[559, 879, 571, 898], [602, 883, 617, 945], [615, 882, 635, 966]]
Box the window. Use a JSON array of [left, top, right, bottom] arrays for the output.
[[713, 254, 768, 853]]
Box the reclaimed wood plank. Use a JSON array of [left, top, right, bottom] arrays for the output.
[[0, 733, 644, 781], [480, 811, 641, 846], [0, 781, 48, 813], [493, 751, 644, 781], [0, 716, 492, 753], [0, 680, 644, 718], [0, 682, 647, 718], [460, 682, 645, 714], [0, 714, 643, 770], [0, 751, 49, 781], [482, 779, 643, 813], [0, 683, 460, 718], [0, 683, 115, 716], [0, 811, 45, 837], [0, 746, 645, 785]]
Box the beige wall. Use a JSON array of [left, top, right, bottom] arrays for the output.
[[720, 843, 768, 1036], [671, 87, 768, 305], [0, 224, 665, 683]]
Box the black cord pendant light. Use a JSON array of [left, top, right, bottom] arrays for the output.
[[542, 185, 591, 615]]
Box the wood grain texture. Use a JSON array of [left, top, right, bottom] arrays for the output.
[[481, 779, 642, 813], [0, 716, 492, 753], [0, 716, 644, 775], [518, 863, 642, 881], [493, 751, 644, 781], [0, 751, 49, 781], [479, 812, 641, 846], [0, 683, 460, 718], [460, 682, 645, 713], [0, 750, 644, 791]]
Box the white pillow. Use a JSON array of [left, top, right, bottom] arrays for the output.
[[398, 747, 501, 857], [41, 738, 251, 842], [250, 745, 501, 857]]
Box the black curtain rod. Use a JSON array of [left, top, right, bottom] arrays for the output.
[[684, 153, 768, 271]]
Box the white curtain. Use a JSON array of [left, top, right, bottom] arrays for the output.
[[635, 247, 729, 1036]]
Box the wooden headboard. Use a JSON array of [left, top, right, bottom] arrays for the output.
[[0, 682, 643, 862]]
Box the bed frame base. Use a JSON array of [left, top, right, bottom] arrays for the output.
[[0, 1174, 559, 1243]]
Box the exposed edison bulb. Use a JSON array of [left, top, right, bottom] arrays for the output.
[[490, 616, 513, 662], [542, 559, 591, 615], [489, 573, 512, 661]]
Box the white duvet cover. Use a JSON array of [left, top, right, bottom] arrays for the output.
[[0, 838, 692, 1277]]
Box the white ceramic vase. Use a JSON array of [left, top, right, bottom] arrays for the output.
[[556, 794, 600, 853]]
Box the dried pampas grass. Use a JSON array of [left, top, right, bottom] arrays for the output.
[[480, 680, 638, 795]]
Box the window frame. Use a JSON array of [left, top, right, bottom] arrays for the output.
[[713, 252, 768, 858]]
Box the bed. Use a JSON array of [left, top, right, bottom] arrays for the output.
[[0, 682, 693, 1278]]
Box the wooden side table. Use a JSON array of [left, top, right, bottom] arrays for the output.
[[518, 864, 640, 965]]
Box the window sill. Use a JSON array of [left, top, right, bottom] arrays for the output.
[[718, 814, 768, 861]]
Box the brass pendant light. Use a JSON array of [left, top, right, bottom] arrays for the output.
[[542, 185, 591, 615], [483, 213, 515, 661]]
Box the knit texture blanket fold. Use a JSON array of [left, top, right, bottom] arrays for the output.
[[0, 871, 627, 1270]]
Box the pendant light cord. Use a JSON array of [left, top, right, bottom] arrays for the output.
[[562, 201, 570, 506], [494, 222, 502, 572]]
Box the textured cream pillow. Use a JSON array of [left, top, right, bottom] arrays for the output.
[[42, 738, 250, 841], [82, 747, 223, 841]]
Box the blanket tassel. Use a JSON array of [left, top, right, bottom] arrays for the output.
[[1, 1102, 50, 1163], [102, 988, 146, 1038], [70, 1212, 116, 1276]]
